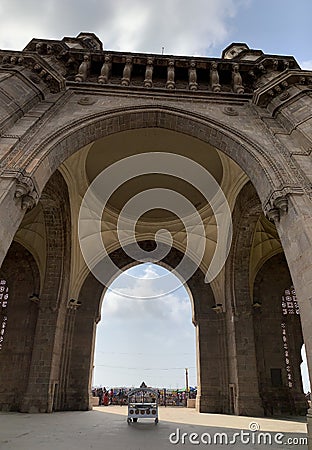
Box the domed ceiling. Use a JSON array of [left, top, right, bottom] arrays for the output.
[[86, 128, 223, 221]]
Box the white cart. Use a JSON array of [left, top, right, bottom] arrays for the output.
[[127, 387, 159, 424]]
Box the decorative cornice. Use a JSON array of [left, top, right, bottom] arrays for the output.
[[253, 70, 312, 108], [0, 52, 65, 93], [1, 34, 301, 97]]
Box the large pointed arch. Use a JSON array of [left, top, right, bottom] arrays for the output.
[[9, 105, 295, 204]]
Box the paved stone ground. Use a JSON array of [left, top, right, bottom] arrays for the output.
[[0, 406, 308, 450]]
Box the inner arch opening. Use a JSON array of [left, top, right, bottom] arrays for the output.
[[93, 262, 197, 400]]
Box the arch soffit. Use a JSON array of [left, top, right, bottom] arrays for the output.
[[21, 104, 290, 204], [96, 259, 197, 326], [71, 233, 215, 303], [77, 242, 215, 326]]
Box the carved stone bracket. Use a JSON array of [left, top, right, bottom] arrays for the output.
[[121, 57, 133, 86], [212, 303, 224, 314], [14, 173, 39, 211], [210, 62, 221, 93], [75, 54, 91, 82], [67, 298, 82, 310], [188, 60, 198, 91], [265, 193, 289, 223], [263, 187, 304, 223], [232, 64, 244, 94], [166, 59, 175, 89], [98, 55, 112, 84], [143, 58, 154, 88]]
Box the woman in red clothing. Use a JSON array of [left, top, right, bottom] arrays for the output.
[[103, 391, 109, 406]]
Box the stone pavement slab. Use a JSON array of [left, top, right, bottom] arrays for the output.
[[0, 407, 308, 450]]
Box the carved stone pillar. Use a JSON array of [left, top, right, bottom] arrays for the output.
[[143, 58, 153, 87], [188, 60, 198, 90], [166, 59, 175, 89], [121, 57, 132, 86], [98, 55, 112, 84]]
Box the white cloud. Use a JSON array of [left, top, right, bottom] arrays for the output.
[[100, 264, 191, 326]]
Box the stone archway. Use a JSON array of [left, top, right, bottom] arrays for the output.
[[17, 170, 71, 413], [253, 253, 307, 416], [0, 241, 40, 411], [59, 242, 229, 414], [1, 35, 312, 448]]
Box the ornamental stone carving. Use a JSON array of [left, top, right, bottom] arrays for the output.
[[14, 174, 39, 211], [272, 59, 279, 71], [166, 59, 175, 89], [67, 298, 82, 310], [121, 57, 133, 86], [98, 55, 112, 84], [75, 54, 90, 82], [264, 194, 289, 223], [46, 44, 53, 55], [143, 58, 153, 88], [188, 60, 198, 91], [210, 62, 221, 92], [283, 60, 290, 70], [35, 42, 44, 54], [232, 64, 244, 94]]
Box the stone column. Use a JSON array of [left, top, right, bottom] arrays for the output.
[[195, 312, 226, 413], [65, 306, 97, 410], [56, 302, 80, 410], [227, 303, 264, 416], [273, 193, 312, 449]]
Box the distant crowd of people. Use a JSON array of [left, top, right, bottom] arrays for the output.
[[92, 386, 197, 407]]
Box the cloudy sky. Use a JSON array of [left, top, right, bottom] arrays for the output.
[[93, 263, 197, 389], [0, 0, 311, 68], [1, 1, 310, 391]]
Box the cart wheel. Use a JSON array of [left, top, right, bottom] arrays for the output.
[[133, 418, 138, 423], [127, 418, 131, 424], [155, 418, 158, 424]]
